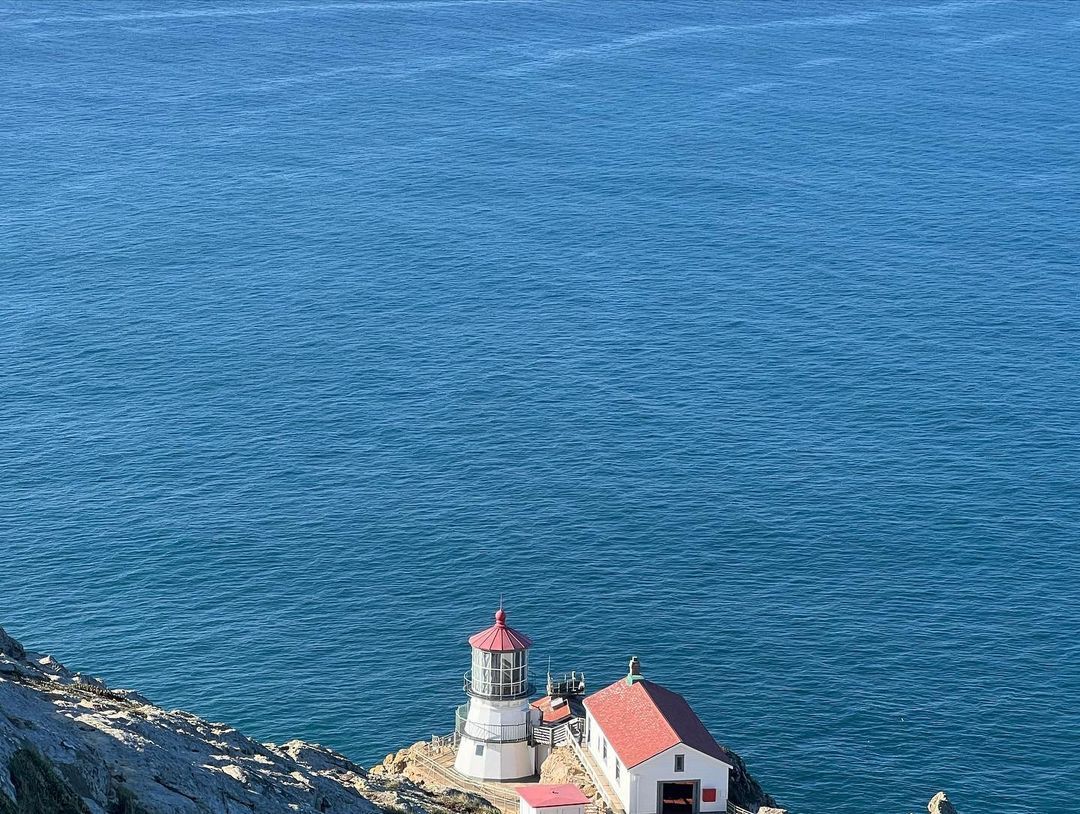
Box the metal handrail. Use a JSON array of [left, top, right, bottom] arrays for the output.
[[455, 702, 532, 743], [569, 733, 625, 814], [547, 670, 587, 696], [533, 721, 574, 747], [463, 670, 535, 700], [727, 804, 757, 814], [431, 731, 460, 749], [409, 747, 520, 814]]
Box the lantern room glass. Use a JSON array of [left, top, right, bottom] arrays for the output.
[[469, 647, 529, 699]]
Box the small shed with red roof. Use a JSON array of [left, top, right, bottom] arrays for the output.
[[515, 784, 590, 814], [530, 695, 574, 726], [582, 658, 731, 814]]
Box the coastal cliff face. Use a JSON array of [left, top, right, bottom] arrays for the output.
[[1, 626, 957, 814], [0, 627, 491, 814]]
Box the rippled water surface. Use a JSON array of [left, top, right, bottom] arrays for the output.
[[2, 2, 1079, 812]]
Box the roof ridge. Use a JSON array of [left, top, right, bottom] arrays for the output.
[[637, 681, 680, 747], [586, 676, 730, 769]]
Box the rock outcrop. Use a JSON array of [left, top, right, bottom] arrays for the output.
[[928, 791, 958, 814], [370, 745, 503, 814], [718, 745, 778, 812], [538, 748, 595, 800], [0, 626, 489, 814]]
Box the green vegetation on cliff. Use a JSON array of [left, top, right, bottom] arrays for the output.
[[0, 748, 152, 814], [1, 748, 89, 814]]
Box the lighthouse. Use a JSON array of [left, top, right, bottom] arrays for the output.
[[454, 608, 538, 781]]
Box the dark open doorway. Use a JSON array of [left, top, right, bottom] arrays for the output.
[[658, 781, 698, 814]]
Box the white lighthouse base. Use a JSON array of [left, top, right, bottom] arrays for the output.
[[454, 736, 536, 781]]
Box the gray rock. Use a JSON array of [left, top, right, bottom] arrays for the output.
[[0, 654, 41, 679], [721, 745, 779, 812], [929, 791, 958, 814], [109, 688, 153, 705], [0, 627, 26, 660], [72, 672, 108, 689], [0, 626, 475, 814]]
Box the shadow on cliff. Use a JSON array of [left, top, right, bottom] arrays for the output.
[[1, 747, 150, 814]]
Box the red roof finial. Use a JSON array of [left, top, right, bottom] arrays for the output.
[[469, 606, 532, 651]]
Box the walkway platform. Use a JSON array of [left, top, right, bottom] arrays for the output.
[[569, 735, 624, 814], [411, 744, 539, 814]]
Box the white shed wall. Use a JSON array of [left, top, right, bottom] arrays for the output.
[[583, 709, 631, 812], [520, 804, 586, 814], [629, 744, 730, 814], [583, 710, 729, 814]]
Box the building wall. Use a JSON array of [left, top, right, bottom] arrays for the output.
[[583, 709, 632, 811], [535, 740, 553, 770], [461, 697, 534, 736], [628, 744, 729, 814], [520, 804, 586, 814], [455, 697, 537, 781], [583, 710, 729, 814], [455, 735, 536, 781]]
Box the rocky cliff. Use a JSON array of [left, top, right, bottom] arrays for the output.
[[0, 627, 491, 814], [0, 626, 957, 814]]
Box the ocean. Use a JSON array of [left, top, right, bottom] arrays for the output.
[[1, 1, 1078, 812]]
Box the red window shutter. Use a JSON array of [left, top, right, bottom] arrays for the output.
[[702, 789, 717, 803]]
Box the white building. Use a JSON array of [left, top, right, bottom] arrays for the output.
[[582, 658, 732, 814], [454, 608, 538, 781], [515, 784, 590, 814]]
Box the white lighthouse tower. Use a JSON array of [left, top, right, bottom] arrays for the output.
[[454, 608, 537, 781]]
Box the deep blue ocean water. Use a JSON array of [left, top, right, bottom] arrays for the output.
[[2, 1, 1079, 811]]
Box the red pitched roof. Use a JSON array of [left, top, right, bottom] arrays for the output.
[[468, 608, 533, 652], [530, 695, 573, 725], [583, 678, 732, 769], [515, 785, 590, 808]]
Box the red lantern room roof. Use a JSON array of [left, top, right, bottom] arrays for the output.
[[468, 608, 533, 652]]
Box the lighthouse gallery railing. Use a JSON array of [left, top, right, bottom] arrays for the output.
[[455, 702, 532, 744], [462, 670, 535, 700]]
